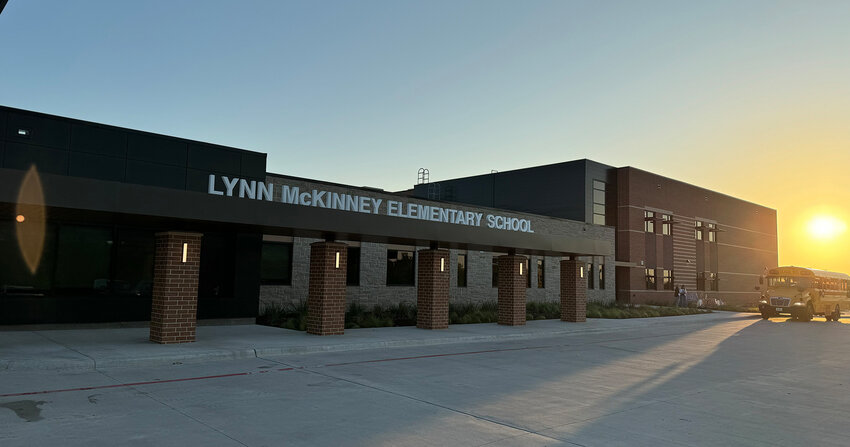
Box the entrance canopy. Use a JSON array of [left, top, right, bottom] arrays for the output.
[[1, 168, 613, 258]]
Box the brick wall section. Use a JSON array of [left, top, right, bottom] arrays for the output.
[[417, 249, 450, 329], [498, 255, 527, 326], [307, 241, 347, 335], [150, 232, 202, 344], [561, 259, 587, 322]]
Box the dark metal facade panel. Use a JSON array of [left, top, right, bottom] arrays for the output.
[[240, 152, 267, 178], [70, 123, 128, 157], [4, 142, 69, 175], [68, 152, 126, 182], [5, 110, 71, 150], [413, 160, 600, 222], [127, 132, 188, 166], [125, 159, 187, 190], [188, 143, 241, 176]]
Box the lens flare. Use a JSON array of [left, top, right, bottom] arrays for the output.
[[16, 165, 47, 274], [808, 216, 846, 240]]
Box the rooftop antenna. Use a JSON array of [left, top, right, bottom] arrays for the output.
[[417, 168, 429, 184]]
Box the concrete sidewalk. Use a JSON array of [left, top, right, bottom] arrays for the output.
[[0, 312, 757, 372]]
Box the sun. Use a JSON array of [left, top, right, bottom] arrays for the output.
[[808, 216, 847, 240]]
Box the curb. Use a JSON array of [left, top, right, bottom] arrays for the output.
[[1, 312, 758, 372]]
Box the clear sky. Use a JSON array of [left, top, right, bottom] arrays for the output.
[[2, 1, 849, 272]]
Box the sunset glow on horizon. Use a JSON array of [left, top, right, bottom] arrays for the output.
[[2, 1, 849, 274]]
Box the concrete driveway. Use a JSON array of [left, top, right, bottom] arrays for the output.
[[1, 314, 848, 446]]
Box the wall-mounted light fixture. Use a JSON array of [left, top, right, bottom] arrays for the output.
[[335, 251, 340, 269], [580, 266, 585, 278], [519, 262, 524, 276], [15, 214, 25, 223], [182, 243, 188, 263], [440, 257, 445, 272], [17, 129, 30, 137]]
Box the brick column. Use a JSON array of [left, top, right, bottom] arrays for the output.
[[417, 249, 450, 329], [150, 232, 202, 344], [498, 255, 527, 326], [561, 259, 587, 322], [307, 241, 347, 335]]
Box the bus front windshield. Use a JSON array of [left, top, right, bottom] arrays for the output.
[[767, 276, 812, 289]]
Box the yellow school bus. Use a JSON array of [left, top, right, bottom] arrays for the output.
[[758, 266, 850, 321]]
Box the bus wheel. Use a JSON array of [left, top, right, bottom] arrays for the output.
[[803, 304, 814, 322], [761, 312, 770, 320], [833, 305, 841, 322]]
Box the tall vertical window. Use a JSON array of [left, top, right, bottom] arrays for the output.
[[457, 253, 467, 287], [526, 259, 531, 288], [661, 214, 672, 235], [662, 269, 674, 290], [592, 180, 606, 225], [387, 250, 415, 286], [695, 221, 703, 240], [598, 263, 605, 289], [346, 246, 360, 286], [644, 211, 655, 233], [260, 242, 293, 285], [645, 268, 656, 289], [492, 256, 499, 287], [587, 262, 594, 289], [537, 259, 545, 288], [709, 272, 718, 291], [707, 223, 716, 242]]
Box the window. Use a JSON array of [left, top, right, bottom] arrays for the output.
[[113, 229, 155, 297], [707, 223, 716, 242], [537, 259, 544, 288], [698, 272, 718, 291], [663, 269, 674, 290], [457, 253, 467, 287], [644, 211, 655, 233], [592, 180, 606, 225], [54, 225, 113, 294], [260, 242, 293, 285], [346, 247, 360, 286], [526, 259, 531, 288], [492, 256, 499, 287], [387, 250, 415, 286], [709, 272, 718, 291], [598, 263, 605, 289], [661, 214, 672, 236], [588, 263, 594, 289], [645, 268, 656, 289], [695, 221, 703, 240]]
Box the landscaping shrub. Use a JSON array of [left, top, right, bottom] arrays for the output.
[[257, 299, 712, 331]]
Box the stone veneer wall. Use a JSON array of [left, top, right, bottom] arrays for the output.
[[259, 240, 615, 312]]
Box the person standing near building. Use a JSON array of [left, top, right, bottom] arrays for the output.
[[676, 285, 688, 307]]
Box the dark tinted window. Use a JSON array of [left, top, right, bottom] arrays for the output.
[[260, 242, 293, 285], [537, 259, 544, 288], [0, 220, 56, 294], [53, 225, 113, 294], [387, 250, 415, 286], [113, 229, 155, 297], [492, 256, 498, 287], [347, 246, 360, 286], [457, 254, 467, 287]]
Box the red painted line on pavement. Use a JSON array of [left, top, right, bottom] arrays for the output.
[[0, 345, 550, 398], [321, 345, 550, 367]]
